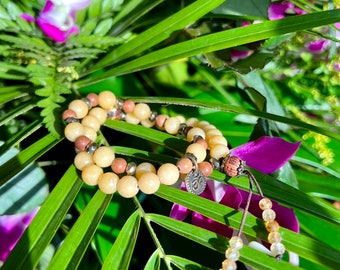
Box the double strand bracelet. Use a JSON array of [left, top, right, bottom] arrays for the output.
[[63, 91, 286, 269]]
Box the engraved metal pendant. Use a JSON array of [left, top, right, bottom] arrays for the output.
[[185, 169, 206, 195]]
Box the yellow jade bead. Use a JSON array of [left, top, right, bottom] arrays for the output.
[[89, 107, 107, 125], [64, 122, 85, 142], [186, 117, 199, 127], [141, 119, 155, 128], [186, 143, 206, 163], [74, 151, 93, 170], [117, 175, 139, 198], [68, 99, 89, 119], [133, 103, 151, 120], [93, 146, 115, 168], [84, 127, 97, 142], [259, 197, 273, 210], [98, 91, 116, 110], [270, 242, 285, 258], [175, 115, 186, 124], [221, 259, 237, 270], [197, 121, 210, 129], [82, 164, 103, 186], [125, 112, 140, 124], [157, 163, 179, 185], [262, 208, 276, 222], [98, 172, 119, 194], [186, 127, 206, 142], [81, 115, 101, 132], [268, 231, 282, 243], [205, 129, 223, 140], [210, 144, 230, 159], [208, 135, 228, 147], [135, 162, 156, 179], [138, 172, 160, 194], [164, 117, 181, 134]]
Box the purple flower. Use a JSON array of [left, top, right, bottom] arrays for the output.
[[0, 208, 39, 263], [170, 136, 300, 253], [268, 1, 306, 20], [22, 0, 90, 42]]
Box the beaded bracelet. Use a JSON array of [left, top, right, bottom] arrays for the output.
[[63, 90, 285, 269]]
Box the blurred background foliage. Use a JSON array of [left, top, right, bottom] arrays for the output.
[[0, 0, 339, 269]]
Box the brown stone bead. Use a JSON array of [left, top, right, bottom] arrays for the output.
[[122, 100, 135, 113], [62, 109, 77, 121], [75, 135, 92, 151], [223, 156, 243, 177], [111, 158, 127, 174], [155, 114, 168, 130], [198, 161, 213, 177], [86, 93, 99, 107], [195, 138, 208, 149], [176, 157, 193, 174]]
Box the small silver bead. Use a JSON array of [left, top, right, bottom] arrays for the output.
[[177, 123, 188, 136], [117, 98, 124, 109], [210, 157, 220, 171], [65, 117, 80, 124], [81, 97, 92, 109], [126, 162, 137, 175], [149, 111, 158, 122], [87, 143, 98, 154]]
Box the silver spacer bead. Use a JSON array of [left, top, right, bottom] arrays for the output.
[[126, 162, 137, 175]]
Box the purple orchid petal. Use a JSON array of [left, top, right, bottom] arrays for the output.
[[231, 49, 253, 62], [0, 208, 39, 262], [169, 203, 191, 221], [65, 0, 91, 10], [306, 40, 329, 54], [230, 136, 301, 174], [268, 2, 293, 20], [20, 13, 35, 22]]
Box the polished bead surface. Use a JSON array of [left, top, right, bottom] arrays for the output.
[[75, 135, 92, 152], [98, 91, 116, 110], [268, 231, 282, 243], [176, 157, 193, 174], [157, 163, 180, 185], [83, 127, 97, 142], [225, 248, 240, 261], [86, 93, 99, 107], [186, 143, 206, 163], [186, 127, 205, 142], [111, 157, 127, 174], [223, 156, 243, 177], [208, 135, 228, 147], [125, 112, 140, 124], [74, 151, 93, 170], [229, 236, 243, 250], [265, 220, 280, 232], [93, 146, 115, 168], [210, 144, 230, 159], [133, 103, 151, 120], [68, 99, 89, 119], [198, 161, 213, 177], [63, 109, 77, 120], [259, 197, 273, 210], [98, 172, 119, 194], [262, 208, 276, 222], [122, 100, 135, 113], [81, 115, 101, 132], [155, 114, 168, 130], [117, 175, 139, 198], [82, 164, 103, 186], [138, 172, 160, 194], [164, 117, 180, 134], [221, 259, 237, 270], [89, 107, 107, 125], [186, 117, 199, 127], [64, 122, 85, 142], [270, 242, 285, 258], [135, 162, 156, 179]]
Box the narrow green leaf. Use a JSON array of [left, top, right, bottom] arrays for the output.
[[147, 213, 302, 270], [79, 9, 340, 84], [0, 100, 35, 127], [89, 0, 226, 71], [47, 191, 113, 270], [0, 134, 61, 186], [102, 209, 141, 270], [0, 91, 29, 105], [1, 166, 82, 270], [144, 249, 161, 270], [167, 255, 213, 270]]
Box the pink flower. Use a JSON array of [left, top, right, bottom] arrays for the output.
[[268, 1, 306, 20], [22, 0, 90, 42], [0, 208, 39, 263], [170, 137, 300, 258]]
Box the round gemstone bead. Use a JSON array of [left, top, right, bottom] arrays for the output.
[[262, 208, 276, 222], [225, 248, 240, 261], [68, 99, 89, 119], [75, 135, 92, 152], [270, 242, 285, 258], [259, 197, 273, 210], [155, 114, 168, 130], [176, 157, 193, 174], [81, 115, 101, 132], [81, 164, 103, 186], [229, 236, 243, 250], [74, 151, 93, 170], [89, 107, 107, 125], [210, 144, 230, 159], [268, 231, 282, 243], [198, 161, 213, 177], [157, 163, 180, 185], [125, 112, 140, 124], [135, 162, 156, 179], [98, 91, 116, 110], [138, 172, 160, 194], [86, 93, 99, 107], [64, 122, 85, 142], [93, 146, 115, 168], [117, 175, 139, 198], [164, 117, 181, 134], [98, 172, 119, 194], [111, 157, 127, 174], [186, 143, 206, 163], [62, 109, 77, 121], [265, 220, 280, 232], [83, 127, 97, 142], [133, 103, 151, 121], [208, 135, 228, 147], [122, 100, 135, 113], [221, 259, 237, 270], [186, 127, 205, 142], [223, 156, 243, 177]]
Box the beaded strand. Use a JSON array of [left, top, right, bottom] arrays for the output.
[[63, 90, 286, 268]]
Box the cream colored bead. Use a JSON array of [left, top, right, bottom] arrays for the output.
[[197, 121, 210, 129], [125, 112, 140, 125], [89, 107, 107, 125], [83, 127, 97, 142], [68, 99, 89, 119], [205, 129, 223, 140], [270, 242, 285, 258], [186, 117, 199, 127], [210, 144, 230, 159], [81, 164, 103, 186], [175, 115, 186, 124], [135, 162, 156, 179], [203, 124, 217, 131], [208, 135, 228, 147], [164, 117, 180, 134], [141, 119, 155, 128], [157, 163, 179, 185], [93, 146, 115, 168], [64, 122, 85, 142], [138, 172, 160, 194], [262, 209, 276, 222], [133, 103, 151, 121], [186, 143, 206, 163], [98, 172, 119, 194], [98, 91, 116, 110], [81, 115, 101, 132], [117, 175, 139, 198], [186, 127, 206, 142], [259, 197, 273, 210], [74, 151, 93, 170]]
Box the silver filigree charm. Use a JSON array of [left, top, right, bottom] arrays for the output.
[[185, 169, 206, 195]]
